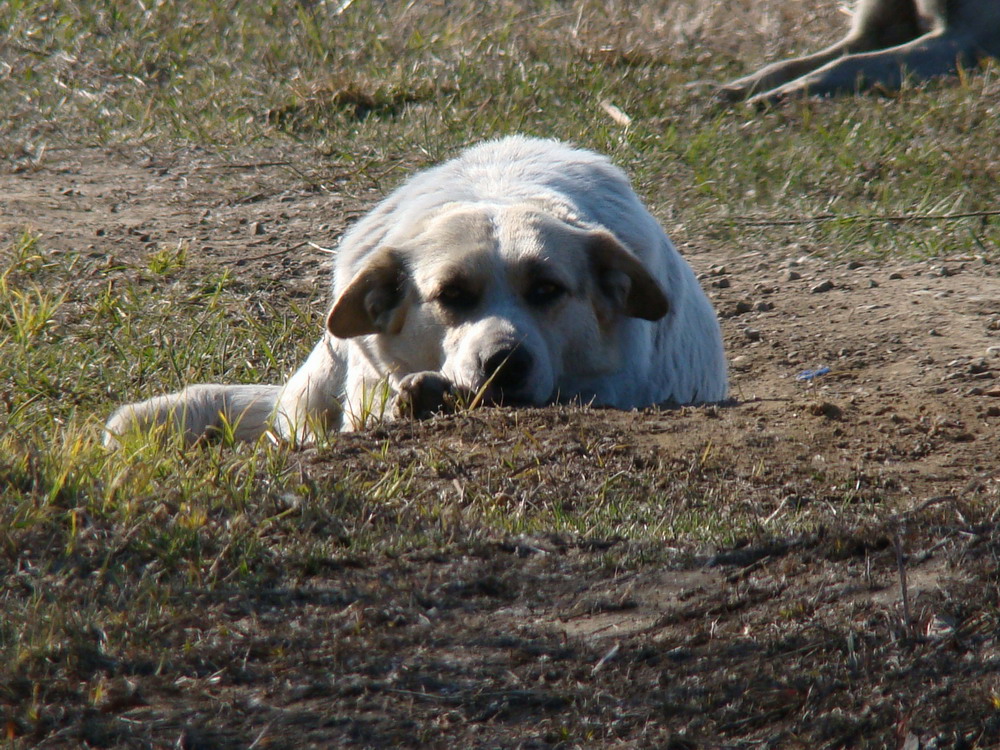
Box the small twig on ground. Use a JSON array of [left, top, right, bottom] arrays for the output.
[[193, 161, 292, 170], [591, 642, 620, 675], [730, 208, 1000, 227], [762, 496, 788, 526], [894, 527, 913, 639], [222, 241, 313, 263], [247, 723, 273, 750], [599, 99, 632, 127], [897, 494, 957, 519], [725, 555, 772, 584], [307, 241, 336, 254]]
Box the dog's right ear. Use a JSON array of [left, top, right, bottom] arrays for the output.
[[327, 247, 409, 338]]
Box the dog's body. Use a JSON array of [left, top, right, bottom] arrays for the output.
[[105, 137, 727, 446], [719, 0, 1000, 103]]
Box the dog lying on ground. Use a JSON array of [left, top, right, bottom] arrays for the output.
[[718, 0, 1000, 103], [105, 136, 728, 447]]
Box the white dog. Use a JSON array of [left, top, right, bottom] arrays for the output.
[[105, 137, 728, 446], [718, 0, 1000, 103]]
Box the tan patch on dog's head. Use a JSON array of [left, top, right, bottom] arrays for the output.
[[326, 246, 409, 338], [585, 230, 669, 324], [504, 209, 669, 322]]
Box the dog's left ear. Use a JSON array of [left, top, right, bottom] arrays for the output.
[[327, 247, 409, 338], [588, 232, 669, 321]]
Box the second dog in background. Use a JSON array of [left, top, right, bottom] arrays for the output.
[[719, 0, 1000, 103]]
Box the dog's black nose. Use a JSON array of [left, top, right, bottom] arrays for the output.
[[482, 346, 532, 397]]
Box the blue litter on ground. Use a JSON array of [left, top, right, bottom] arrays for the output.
[[796, 367, 830, 381]]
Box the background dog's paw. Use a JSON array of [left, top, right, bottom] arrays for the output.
[[747, 85, 795, 108], [395, 371, 459, 419], [713, 83, 750, 103]]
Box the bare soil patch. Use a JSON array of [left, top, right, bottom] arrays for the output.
[[3, 147, 1000, 748]]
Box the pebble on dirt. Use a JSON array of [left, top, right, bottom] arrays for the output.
[[807, 401, 843, 419], [810, 279, 835, 293]]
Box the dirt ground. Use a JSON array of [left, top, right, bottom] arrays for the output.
[[3, 146, 1000, 748]]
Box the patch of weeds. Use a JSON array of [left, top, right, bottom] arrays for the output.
[[0, 233, 63, 335], [145, 242, 188, 276]]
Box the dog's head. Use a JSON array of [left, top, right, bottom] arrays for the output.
[[326, 204, 668, 406]]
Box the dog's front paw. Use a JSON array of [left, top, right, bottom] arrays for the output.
[[395, 371, 464, 419]]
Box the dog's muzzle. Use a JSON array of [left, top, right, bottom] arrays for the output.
[[479, 345, 534, 405]]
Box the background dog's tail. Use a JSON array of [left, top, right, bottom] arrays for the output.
[[103, 384, 282, 448]]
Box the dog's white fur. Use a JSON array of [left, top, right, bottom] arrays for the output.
[[719, 0, 1000, 103], [105, 137, 727, 446]]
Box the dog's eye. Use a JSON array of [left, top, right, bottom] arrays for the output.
[[434, 284, 478, 311], [525, 280, 566, 307]]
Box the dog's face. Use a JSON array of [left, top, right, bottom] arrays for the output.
[[326, 204, 668, 405]]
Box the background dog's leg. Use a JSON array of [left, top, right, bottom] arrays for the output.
[[104, 384, 282, 447], [751, 30, 975, 102], [718, 0, 926, 101], [718, 38, 864, 101], [272, 334, 347, 443]]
